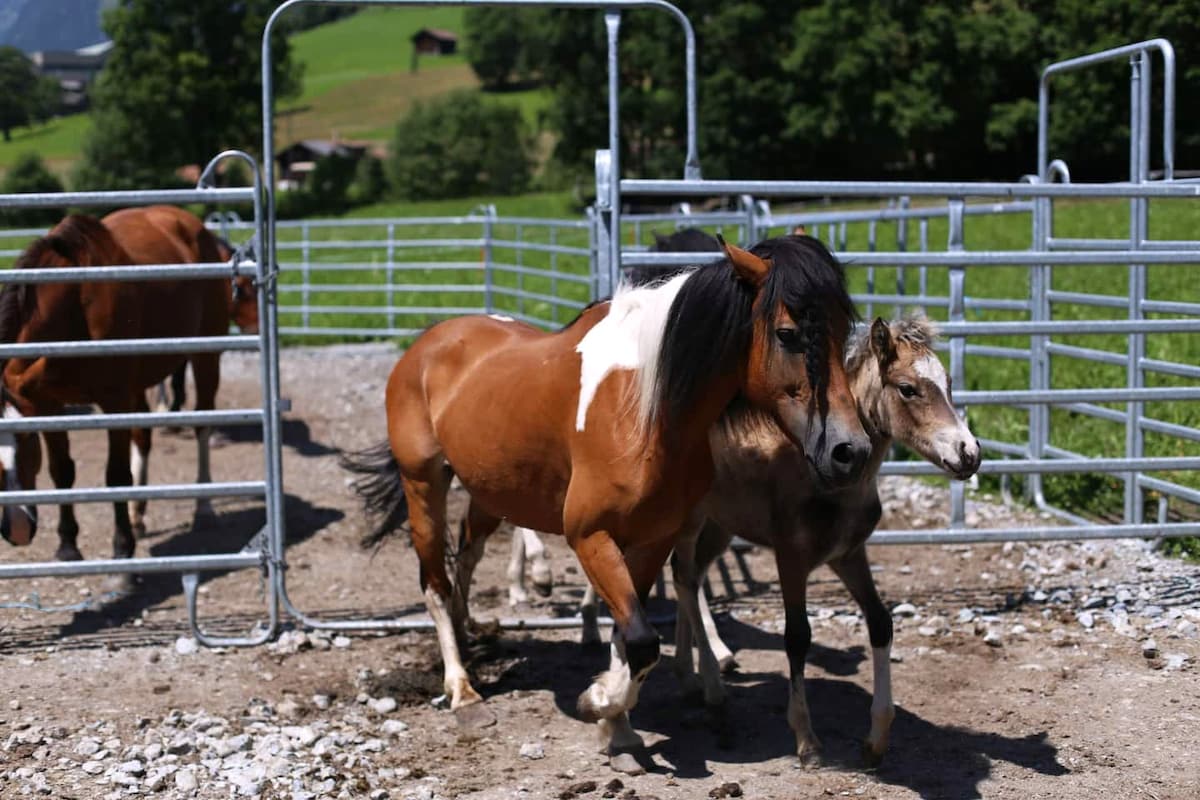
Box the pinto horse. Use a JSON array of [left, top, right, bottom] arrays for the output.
[[666, 315, 980, 766], [0, 209, 242, 572], [344, 234, 871, 751]]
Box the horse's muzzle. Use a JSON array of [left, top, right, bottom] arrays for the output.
[[1, 504, 37, 546]]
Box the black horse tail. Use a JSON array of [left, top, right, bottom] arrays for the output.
[[339, 441, 409, 549]]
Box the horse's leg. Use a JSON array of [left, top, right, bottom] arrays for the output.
[[169, 362, 187, 413], [507, 525, 530, 605], [405, 468, 493, 727], [523, 526, 552, 597], [190, 354, 218, 519], [693, 521, 738, 673], [105, 427, 136, 564], [571, 527, 667, 754], [451, 499, 501, 644], [775, 545, 821, 765], [42, 431, 80, 562], [671, 516, 731, 705], [129, 394, 152, 539], [579, 582, 601, 647], [829, 544, 895, 768], [581, 533, 676, 757]]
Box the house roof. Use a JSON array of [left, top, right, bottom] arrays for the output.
[[411, 27, 458, 43]]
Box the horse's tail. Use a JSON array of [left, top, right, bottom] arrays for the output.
[[339, 441, 409, 549]]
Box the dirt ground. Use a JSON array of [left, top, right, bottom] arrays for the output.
[[1, 344, 1198, 800]]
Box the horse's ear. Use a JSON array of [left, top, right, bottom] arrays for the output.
[[716, 234, 769, 286], [870, 317, 896, 367]]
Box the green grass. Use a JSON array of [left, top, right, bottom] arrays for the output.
[[287, 7, 468, 104], [0, 113, 91, 174]]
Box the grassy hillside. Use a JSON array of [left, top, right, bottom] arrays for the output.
[[0, 6, 550, 174], [278, 7, 550, 148]]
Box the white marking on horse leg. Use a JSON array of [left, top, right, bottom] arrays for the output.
[[507, 526, 529, 606], [697, 585, 735, 670], [0, 405, 35, 546], [128, 441, 148, 534], [672, 560, 726, 706], [154, 382, 169, 414], [581, 637, 642, 723], [579, 583, 601, 646], [194, 427, 213, 518], [425, 586, 482, 709], [522, 526, 552, 594], [598, 712, 645, 754], [866, 644, 896, 760]]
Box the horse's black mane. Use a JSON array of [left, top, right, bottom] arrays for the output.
[[653, 234, 857, 436]]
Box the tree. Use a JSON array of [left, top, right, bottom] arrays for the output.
[[463, 8, 545, 89], [74, 0, 302, 191], [0, 46, 57, 142], [0, 153, 65, 226], [387, 91, 533, 200]]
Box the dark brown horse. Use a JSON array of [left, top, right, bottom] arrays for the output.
[[0, 209, 243, 573], [344, 235, 871, 753]]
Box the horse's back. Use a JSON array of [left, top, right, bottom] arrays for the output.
[[385, 311, 605, 533]]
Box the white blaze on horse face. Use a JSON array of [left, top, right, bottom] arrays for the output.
[[574, 273, 691, 431], [913, 354, 950, 398]]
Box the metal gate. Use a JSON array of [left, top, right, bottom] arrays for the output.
[[610, 39, 1200, 546], [0, 151, 285, 645]]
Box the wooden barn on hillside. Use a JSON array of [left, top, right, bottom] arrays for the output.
[[411, 28, 457, 56]]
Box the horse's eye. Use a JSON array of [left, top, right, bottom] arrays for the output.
[[897, 383, 918, 399], [775, 328, 800, 350]]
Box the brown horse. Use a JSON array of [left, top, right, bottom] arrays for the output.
[[344, 234, 871, 752], [667, 315, 980, 766], [0, 209, 242, 572]]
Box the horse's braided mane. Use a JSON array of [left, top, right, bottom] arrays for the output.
[[650, 234, 857, 438]]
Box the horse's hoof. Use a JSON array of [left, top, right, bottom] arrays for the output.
[[796, 744, 825, 770], [193, 501, 217, 522], [861, 740, 886, 771], [103, 573, 137, 596], [453, 701, 497, 731], [609, 752, 647, 776], [718, 655, 739, 674], [55, 546, 83, 562], [531, 579, 553, 598]]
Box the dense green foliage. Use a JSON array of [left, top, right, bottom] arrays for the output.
[[464, 1, 1200, 181], [0, 47, 59, 143], [0, 152, 64, 226], [74, 0, 301, 191], [462, 8, 541, 89], [387, 90, 532, 200]]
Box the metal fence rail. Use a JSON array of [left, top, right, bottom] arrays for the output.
[[0, 151, 284, 646]]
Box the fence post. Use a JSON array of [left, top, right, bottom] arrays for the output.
[[896, 196, 909, 317], [740, 194, 756, 245], [1126, 51, 1150, 524], [300, 221, 310, 332], [385, 222, 395, 335], [482, 205, 496, 315], [594, 150, 615, 300], [947, 197, 967, 528]]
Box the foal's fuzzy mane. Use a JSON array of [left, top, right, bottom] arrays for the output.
[[640, 235, 856, 438], [844, 314, 940, 374]]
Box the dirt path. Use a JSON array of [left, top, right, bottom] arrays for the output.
[[1, 346, 1197, 800]]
